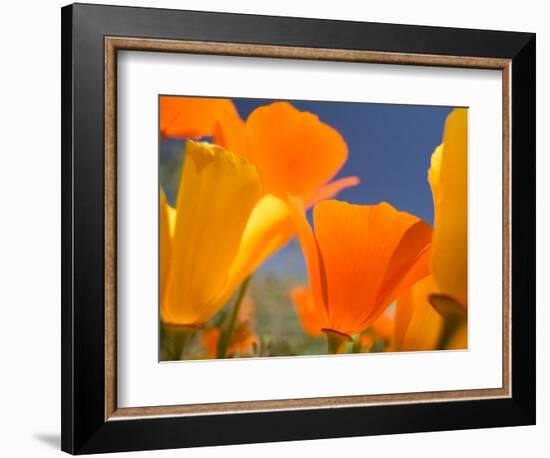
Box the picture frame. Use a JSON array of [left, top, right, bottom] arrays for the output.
[[61, 3, 536, 454]]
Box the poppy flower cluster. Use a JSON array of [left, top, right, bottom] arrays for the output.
[[159, 96, 467, 359]]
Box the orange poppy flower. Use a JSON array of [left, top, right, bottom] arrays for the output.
[[289, 199, 432, 341], [216, 101, 359, 205]]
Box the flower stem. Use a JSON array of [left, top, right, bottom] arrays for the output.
[[323, 329, 352, 354], [165, 325, 195, 360], [216, 276, 251, 358]]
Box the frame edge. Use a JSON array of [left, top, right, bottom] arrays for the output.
[[61, 3, 75, 454], [510, 33, 536, 425]]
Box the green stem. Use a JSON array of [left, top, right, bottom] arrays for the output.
[[216, 276, 251, 358], [352, 334, 362, 353], [323, 329, 352, 354], [166, 325, 195, 360]]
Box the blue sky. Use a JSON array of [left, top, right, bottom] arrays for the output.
[[234, 98, 453, 225]]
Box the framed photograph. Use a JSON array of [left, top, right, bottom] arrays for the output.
[[61, 3, 536, 454]]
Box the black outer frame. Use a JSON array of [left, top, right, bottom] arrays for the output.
[[61, 3, 536, 454]]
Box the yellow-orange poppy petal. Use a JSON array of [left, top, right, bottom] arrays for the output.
[[166, 204, 176, 237], [245, 102, 348, 199], [159, 189, 173, 303], [162, 141, 261, 326], [392, 275, 444, 352], [371, 221, 432, 323], [312, 201, 428, 335], [160, 96, 240, 140], [371, 311, 393, 342], [291, 287, 328, 336], [287, 195, 327, 313], [429, 108, 468, 306], [428, 144, 443, 208], [210, 194, 295, 309], [213, 111, 249, 158], [374, 247, 431, 330]]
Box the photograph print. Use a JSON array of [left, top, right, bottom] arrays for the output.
[[158, 96, 468, 361]]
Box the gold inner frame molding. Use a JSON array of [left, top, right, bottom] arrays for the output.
[[104, 36, 512, 421]]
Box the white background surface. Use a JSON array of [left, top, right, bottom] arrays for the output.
[[0, 0, 545, 457], [118, 52, 503, 408]]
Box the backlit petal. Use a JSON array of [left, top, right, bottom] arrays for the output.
[[429, 108, 468, 306], [371, 221, 432, 324], [287, 195, 327, 313], [159, 188, 172, 304], [245, 102, 348, 198], [160, 96, 240, 140], [291, 287, 329, 336], [305, 176, 360, 207], [393, 275, 444, 351], [211, 194, 294, 308], [371, 311, 393, 341], [213, 110, 248, 157], [162, 141, 261, 325], [166, 204, 176, 237], [313, 200, 428, 335]]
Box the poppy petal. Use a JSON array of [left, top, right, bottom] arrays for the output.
[[313, 201, 425, 335], [213, 112, 248, 158], [374, 220, 432, 313], [393, 276, 444, 351], [211, 194, 294, 308], [291, 287, 328, 336], [245, 102, 348, 199], [159, 188, 173, 304], [306, 176, 360, 207], [287, 195, 328, 313], [429, 108, 468, 306], [371, 311, 393, 342], [160, 97, 241, 140], [162, 141, 261, 325]]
